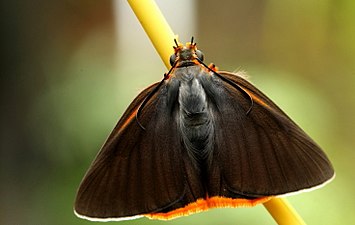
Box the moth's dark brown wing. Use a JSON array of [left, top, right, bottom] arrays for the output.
[[74, 82, 203, 220], [207, 71, 334, 198]]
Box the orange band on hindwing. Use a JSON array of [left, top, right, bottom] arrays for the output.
[[145, 196, 271, 220]]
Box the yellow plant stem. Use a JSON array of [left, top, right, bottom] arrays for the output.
[[127, 0, 176, 68], [264, 198, 306, 225], [127, 0, 307, 224]]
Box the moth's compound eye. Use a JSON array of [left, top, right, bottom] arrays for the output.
[[195, 50, 204, 62], [169, 54, 177, 66]]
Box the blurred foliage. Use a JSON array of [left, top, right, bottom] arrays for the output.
[[1, 0, 354, 225]]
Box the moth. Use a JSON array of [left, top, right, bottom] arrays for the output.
[[74, 38, 334, 221]]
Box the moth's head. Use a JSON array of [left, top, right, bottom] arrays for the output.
[[170, 38, 204, 67]]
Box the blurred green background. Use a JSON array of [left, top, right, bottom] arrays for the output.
[[1, 0, 354, 224]]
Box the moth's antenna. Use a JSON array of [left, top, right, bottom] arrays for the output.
[[190, 36, 194, 45], [174, 39, 179, 48]]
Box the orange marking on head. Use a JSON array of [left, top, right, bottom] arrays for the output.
[[144, 196, 271, 220], [191, 59, 200, 65], [186, 42, 197, 51], [173, 43, 184, 54]]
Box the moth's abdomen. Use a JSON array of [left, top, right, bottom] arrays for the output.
[[178, 77, 214, 166]]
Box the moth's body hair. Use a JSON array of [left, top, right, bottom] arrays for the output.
[[173, 66, 215, 169]]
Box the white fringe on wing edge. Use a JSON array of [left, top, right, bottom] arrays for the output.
[[277, 172, 336, 198], [74, 209, 143, 222]]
